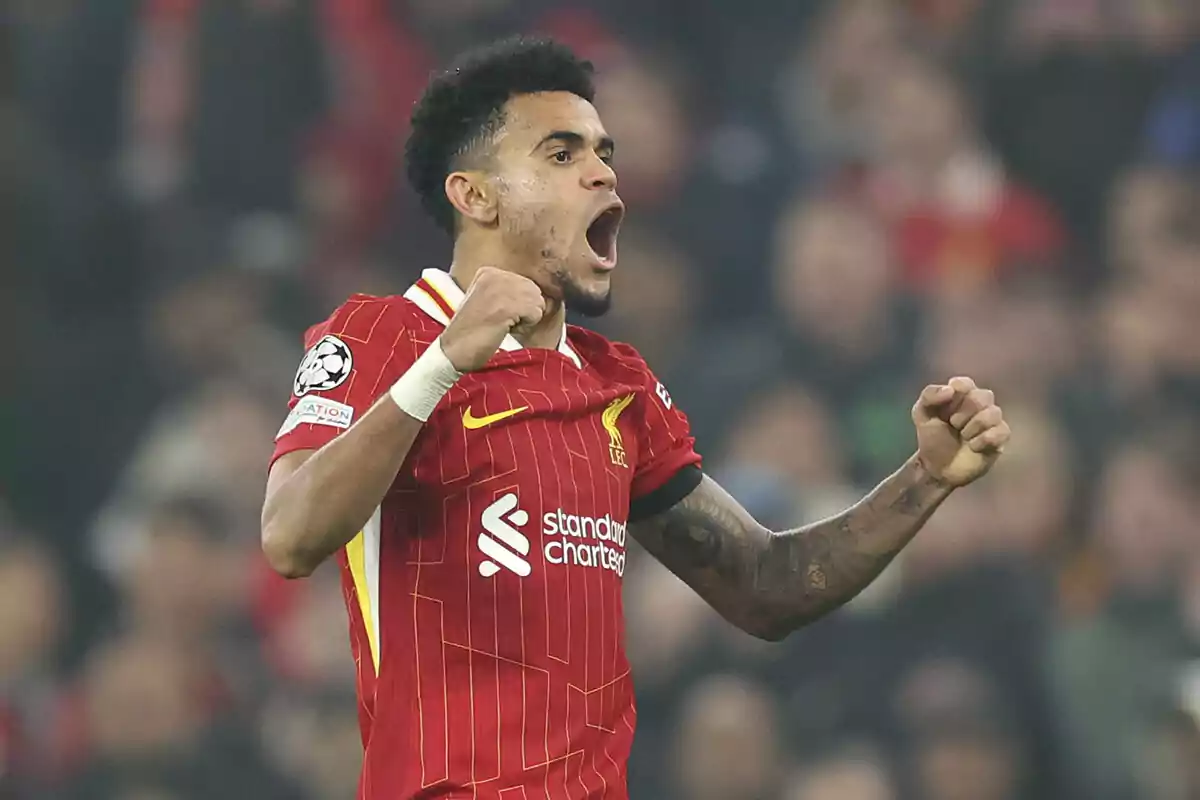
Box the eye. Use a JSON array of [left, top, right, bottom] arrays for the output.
[[552, 150, 572, 164], [599, 152, 615, 165]]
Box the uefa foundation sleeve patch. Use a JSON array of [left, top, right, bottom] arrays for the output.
[[276, 396, 355, 440]]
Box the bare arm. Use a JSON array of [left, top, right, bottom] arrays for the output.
[[263, 268, 547, 579], [262, 399, 426, 578], [630, 454, 952, 641]]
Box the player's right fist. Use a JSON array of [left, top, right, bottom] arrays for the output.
[[440, 267, 545, 372]]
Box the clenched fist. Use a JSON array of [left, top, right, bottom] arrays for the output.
[[440, 267, 546, 372], [912, 376, 1010, 486]]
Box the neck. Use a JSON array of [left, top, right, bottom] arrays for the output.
[[448, 238, 566, 351]]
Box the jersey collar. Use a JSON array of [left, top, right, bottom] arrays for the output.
[[404, 268, 582, 368]]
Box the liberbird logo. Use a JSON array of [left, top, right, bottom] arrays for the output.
[[602, 394, 635, 467], [477, 493, 532, 577]]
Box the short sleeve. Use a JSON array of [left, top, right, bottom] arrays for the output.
[[270, 296, 419, 469], [622, 350, 703, 508]]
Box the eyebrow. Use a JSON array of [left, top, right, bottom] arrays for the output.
[[532, 130, 615, 155]]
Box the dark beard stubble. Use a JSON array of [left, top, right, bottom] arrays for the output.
[[553, 268, 612, 318]]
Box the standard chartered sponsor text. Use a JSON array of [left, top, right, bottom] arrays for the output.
[[542, 509, 627, 576]]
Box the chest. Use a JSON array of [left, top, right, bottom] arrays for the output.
[[409, 358, 643, 506]]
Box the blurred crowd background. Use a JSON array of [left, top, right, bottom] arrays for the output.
[[3, 0, 1200, 798]]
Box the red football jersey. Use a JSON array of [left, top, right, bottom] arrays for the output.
[[270, 269, 702, 799]]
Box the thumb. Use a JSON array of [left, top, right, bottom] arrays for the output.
[[912, 383, 956, 424]]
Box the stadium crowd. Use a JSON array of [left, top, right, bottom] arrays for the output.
[[3, 0, 1200, 798]]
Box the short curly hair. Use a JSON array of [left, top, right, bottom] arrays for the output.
[[405, 37, 596, 235]]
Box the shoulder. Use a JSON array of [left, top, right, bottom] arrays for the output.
[[566, 325, 656, 383], [290, 294, 436, 397], [303, 293, 435, 349]]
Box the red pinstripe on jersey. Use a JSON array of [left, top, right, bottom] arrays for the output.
[[270, 270, 701, 799]]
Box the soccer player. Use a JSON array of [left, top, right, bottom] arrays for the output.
[[261, 38, 1011, 800]]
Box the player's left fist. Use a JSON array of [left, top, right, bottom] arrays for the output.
[[911, 377, 1010, 487]]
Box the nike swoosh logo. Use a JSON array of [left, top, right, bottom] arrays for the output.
[[462, 405, 529, 430]]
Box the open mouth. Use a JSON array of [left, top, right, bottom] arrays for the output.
[[585, 203, 624, 266]]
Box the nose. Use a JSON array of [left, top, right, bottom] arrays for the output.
[[583, 156, 617, 191]]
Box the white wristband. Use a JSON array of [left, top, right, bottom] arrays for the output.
[[388, 337, 463, 421]]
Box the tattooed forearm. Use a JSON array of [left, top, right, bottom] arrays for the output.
[[630, 456, 952, 640]]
